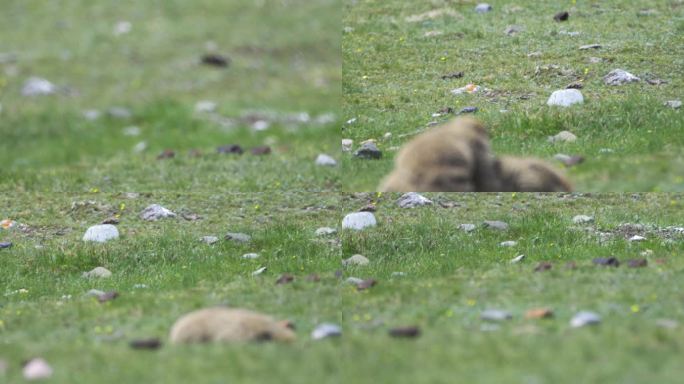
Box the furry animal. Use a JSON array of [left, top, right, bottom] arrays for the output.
[[169, 307, 296, 344], [379, 117, 499, 192], [493, 156, 573, 192]]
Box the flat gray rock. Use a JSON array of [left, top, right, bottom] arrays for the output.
[[572, 215, 594, 224], [315, 154, 337, 166], [510, 254, 525, 263], [225, 232, 251, 243], [346, 277, 364, 285], [665, 100, 682, 109], [481, 309, 512, 321], [315, 227, 337, 236], [547, 89, 584, 107], [242, 253, 260, 259], [200, 236, 219, 245], [85, 289, 106, 297], [82, 267, 112, 279], [311, 323, 342, 340], [342, 212, 377, 230], [459, 223, 477, 232], [483, 220, 508, 231], [140, 204, 176, 221], [82, 224, 119, 243], [579, 44, 602, 50], [342, 139, 353, 152], [342, 254, 369, 266], [22, 77, 56, 96], [500, 241, 517, 247], [604, 69, 640, 85], [353, 142, 382, 159], [548, 130, 577, 143], [396, 192, 433, 208], [570, 311, 601, 327], [475, 3, 492, 13]]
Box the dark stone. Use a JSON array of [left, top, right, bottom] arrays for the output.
[[129, 338, 162, 350], [389, 326, 421, 338], [275, 274, 294, 285], [440, 72, 464, 80], [354, 142, 382, 159], [534, 262, 553, 272], [0, 242, 13, 249], [217, 145, 244, 155], [250, 146, 272, 155], [356, 279, 377, 291], [554, 11, 569, 21], [156, 149, 175, 160], [628, 258, 648, 268], [458, 106, 478, 114], [201, 54, 230, 67], [593, 257, 620, 267]]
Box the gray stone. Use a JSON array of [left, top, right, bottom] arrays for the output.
[[225, 232, 251, 243], [572, 215, 594, 224], [342, 212, 377, 230], [85, 289, 106, 297], [200, 236, 219, 245], [315, 227, 337, 236], [140, 204, 176, 221], [133, 141, 147, 153], [107, 106, 132, 119], [22, 358, 53, 380], [82, 267, 112, 279], [22, 77, 56, 96], [510, 254, 525, 263], [311, 323, 342, 340], [346, 277, 364, 285], [459, 223, 477, 233], [242, 253, 260, 259], [570, 311, 601, 327], [122, 126, 141, 136], [315, 154, 337, 166], [628, 235, 646, 242], [665, 100, 682, 109], [504, 25, 523, 36], [342, 254, 369, 266], [604, 69, 640, 85], [481, 309, 512, 321], [548, 130, 577, 143], [82, 224, 119, 243], [396, 192, 433, 208], [82, 109, 101, 120], [579, 44, 602, 50], [655, 319, 678, 329], [483, 220, 508, 230], [342, 139, 353, 152], [500, 241, 517, 247], [475, 3, 493, 13], [547, 89, 583, 107], [354, 142, 382, 159], [251, 267, 267, 276], [195, 100, 216, 113]]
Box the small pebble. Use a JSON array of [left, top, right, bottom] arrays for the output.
[[22, 77, 56, 96], [665, 100, 682, 109], [201, 53, 230, 67], [389, 326, 421, 338], [140, 204, 176, 221], [82, 224, 119, 243], [315, 154, 337, 166], [548, 131, 577, 143], [547, 89, 583, 107], [22, 358, 53, 380], [534, 262, 553, 272], [475, 3, 493, 13], [510, 254, 525, 263], [627, 258, 648, 268], [342, 212, 377, 230], [200, 236, 219, 245], [579, 44, 602, 50], [97, 291, 119, 303], [85, 289, 106, 297], [242, 253, 260, 259], [0, 242, 12, 249], [129, 338, 162, 350], [217, 144, 244, 154], [396, 192, 433, 208], [346, 277, 364, 285], [252, 267, 267, 276], [356, 279, 377, 291], [107, 107, 132, 119], [483, 220, 508, 230], [525, 308, 554, 319], [628, 235, 646, 242], [553, 11, 569, 21], [604, 69, 640, 85], [593, 257, 620, 267], [572, 215, 594, 224], [311, 323, 342, 340], [342, 139, 353, 152], [354, 142, 382, 159], [481, 309, 512, 321], [250, 146, 271, 155], [504, 25, 523, 36], [315, 227, 337, 236], [275, 274, 294, 285], [342, 254, 370, 266], [458, 106, 479, 114], [500, 241, 517, 247], [82, 267, 112, 279], [225, 232, 251, 243], [459, 223, 477, 232], [570, 311, 601, 328]]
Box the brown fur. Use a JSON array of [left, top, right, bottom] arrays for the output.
[[169, 307, 296, 344], [494, 156, 573, 192], [379, 117, 498, 192]]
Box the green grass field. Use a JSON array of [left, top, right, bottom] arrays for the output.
[[342, 0, 684, 191], [0, 0, 340, 192]]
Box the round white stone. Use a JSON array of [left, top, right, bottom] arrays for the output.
[[83, 224, 119, 243], [342, 212, 377, 230], [547, 89, 584, 107]]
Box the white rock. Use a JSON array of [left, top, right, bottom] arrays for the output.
[[459, 223, 477, 233], [346, 118, 356, 124], [195, 100, 217, 113], [140, 204, 176, 221], [315, 154, 337, 166], [604, 69, 640, 85], [579, 44, 602, 50], [572, 215, 594, 224], [22, 77, 56, 96], [82, 267, 112, 279], [510, 254, 525, 263], [85, 289, 106, 297], [22, 358, 53, 380], [665, 100, 682, 109], [383, 132, 392, 139], [554, 153, 572, 163], [82, 224, 119, 243], [640, 249, 654, 256], [548, 131, 577, 143], [83, 109, 101, 120], [252, 267, 267, 276], [315, 227, 337, 236], [342, 212, 377, 230], [252, 120, 270, 131], [629, 235, 646, 242], [342, 139, 353, 152], [225, 232, 251, 243], [242, 253, 260, 259], [342, 254, 369, 266], [396, 192, 433, 208], [133, 141, 147, 153], [311, 323, 342, 340], [547, 89, 584, 107], [346, 277, 364, 285], [570, 311, 601, 328], [500, 241, 517, 247], [475, 3, 493, 13], [113, 21, 132, 36], [122, 126, 141, 136], [481, 309, 512, 321], [200, 236, 219, 245]]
